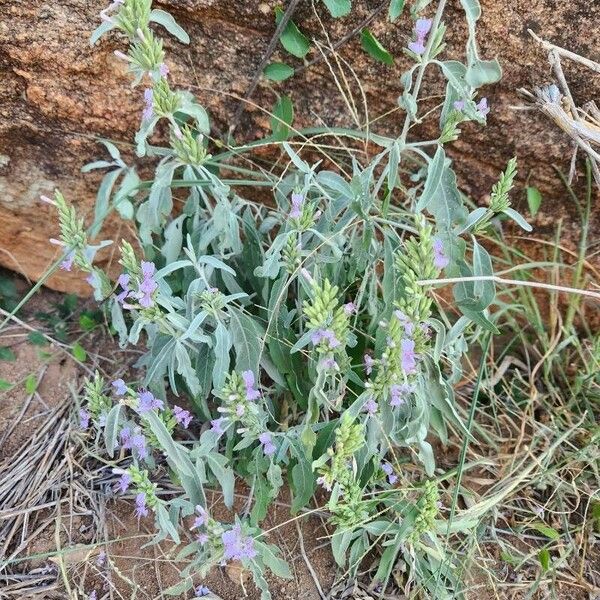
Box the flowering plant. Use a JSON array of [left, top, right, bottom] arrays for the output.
[[47, 0, 534, 596]]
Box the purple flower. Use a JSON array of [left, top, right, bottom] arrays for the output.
[[394, 310, 415, 336], [453, 99, 465, 111], [96, 550, 107, 567], [401, 338, 417, 373], [195, 585, 211, 597], [134, 493, 148, 520], [117, 472, 132, 493], [311, 328, 340, 349], [289, 192, 304, 219], [221, 524, 257, 561], [173, 405, 193, 428], [381, 461, 398, 485], [120, 426, 132, 449], [196, 533, 209, 546], [364, 397, 378, 415], [476, 97, 489, 117], [60, 251, 75, 272], [390, 383, 414, 407], [259, 432, 276, 457], [138, 390, 164, 413], [316, 476, 332, 492], [159, 62, 169, 77], [141, 261, 155, 278], [241, 370, 261, 401], [191, 505, 208, 529], [321, 356, 338, 370], [363, 354, 375, 376], [142, 88, 154, 122], [134, 262, 158, 308], [79, 408, 91, 429], [235, 404, 245, 417], [432, 238, 449, 269], [343, 302, 356, 315], [88, 592, 97, 600], [408, 18, 432, 55], [116, 273, 130, 303], [210, 417, 226, 435], [131, 431, 148, 459], [112, 378, 127, 396]]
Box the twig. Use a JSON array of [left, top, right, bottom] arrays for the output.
[[294, 520, 326, 600], [528, 29, 600, 74], [417, 275, 600, 300]]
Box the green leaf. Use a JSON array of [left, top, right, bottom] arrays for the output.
[[289, 446, 315, 513], [255, 541, 292, 578], [0, 379, 13, 391], [206, 452, 234, 508], [264, 62, 295, 82], [79, 314, 98, 332], [275, 7, 310, 58], [212, 322, 232, 391], [530, 522, 560, 541], [27, 331, 47, 346], [527, 186, 542, 216], [72, 342, 87, 362], [143, 412, 194, 477], [503, 207, 533, 232], [149, 9, 190, 44], [229, 309, 262, 376], [323, 0, 352, 18], [360, 29, 393, 65], [388, 0, 405, 22], [416, 146, 446, 212], [0, 347, 16, 362], [538, 548, 550, 572], [156, 503, 181, 544], [104, 404, 122, 458], [270, 95, 294, 141], [91, 168, 122, 237], [24, 373, 38, 394]]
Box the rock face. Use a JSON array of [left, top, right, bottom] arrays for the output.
[[1, 0, 598, 294]]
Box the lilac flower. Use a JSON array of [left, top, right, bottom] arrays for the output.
[[321, 356, 338, 370], [131, 431, 148, 459], [112, 378, 127, 396], [394, 310, 415, 336], [195, 585, 211, 597], [363, 354, 375, 376], [60, 251, 75, 272], [210, 417, 226, 435], [408, 18, 432, 55], [453, 99, 465, 111], [401, 338, 417, 373], [138, 390, 164, 413], [97, 413, 107, 427], [289, 192, 304, 219], [390, 383, 414, 407], [242, 370, 261, 401], [96, 550, 107, 567], [79, 408, 91, 429], [259, 432, 276, 457], [311, 328, 340, 349], [221, 524, 257, 561], [316, 476, 332, 491], [343, 302, 356, 315], [191, 505, 207, 530], [142, 88, 154, 121], [88, 592, 97, 600], [116, 273, 130, 303], [134, 493, 148, 519], [235, 404, 245, 417], [173, 405, 193, 428], [381, 462, 398, 485], [117, 472, 132, 493], [159, 62, 169, 78], [134, 262, 157, 308], [120, 426, 132, 449], [364, 397, 378, 415], [432, 238, 449, 269], [196, 533, 209, 546], [476, 97, 490, 117]]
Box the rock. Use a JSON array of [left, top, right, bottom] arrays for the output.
[[1, 0, 598, 294]]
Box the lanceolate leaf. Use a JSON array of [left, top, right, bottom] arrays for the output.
[[360, 29, 394, 65], [323, 0, 352, 18], [270, 95, 294, 141], [263, 62, 295, 82]]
